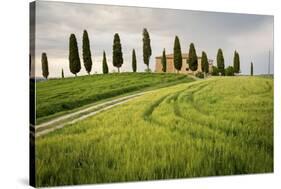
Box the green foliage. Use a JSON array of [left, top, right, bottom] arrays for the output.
[[112, 33, 123, 73], [142, 28, 152, 69], [225, 66, 235, 76], [233, 50, 240, 73], [161, 48, 167, 72], [251, 62, 254, 76], [36, 73, 193, 122], [41, 52, 49, 79], [216, 48, 225, 75], [132, 49, 137, 72], [102, 51, 109, 74], [195, 72, 204, 78], [69, 34, 81, 76], [201, 51, 209, 74], [144, 68, 152, 73], [36, 77, 273, 187], [82, 30, 92, 74], [173, 36, 182, 73], [61, 69, 64, 79], [188, 43, 198, 72], [211, 66, 219, 76]]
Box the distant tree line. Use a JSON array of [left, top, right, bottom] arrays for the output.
[[41, 28, 246, 79]]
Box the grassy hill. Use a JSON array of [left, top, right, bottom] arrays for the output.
[[36, 76, 273, 187], [36, 73, 194, 124]]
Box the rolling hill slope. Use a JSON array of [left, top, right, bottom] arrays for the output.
[[36, 73, 194, 124], [36, 77, 273, 187]]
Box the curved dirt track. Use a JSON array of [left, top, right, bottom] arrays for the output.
[[34, 91, 150, 137]]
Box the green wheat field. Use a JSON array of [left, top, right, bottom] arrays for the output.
[[35, 75, 273, 187], [36, 73, 193, 124]]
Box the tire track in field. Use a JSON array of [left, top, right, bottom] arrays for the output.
[[179, 80, 218, 116], [141, 80, 230, 141], [252, 80, 273, 96], [172, 81, 237, 136], [171, 79, 271, 140], [142, 94, 170, 122], [142, 84, 193, 122], [142, 81, 207, 123], [142, 81, 208, 125]]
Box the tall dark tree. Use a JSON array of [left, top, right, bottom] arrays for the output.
[[132, 49, 137, 72], [61, 69, 64, 79], [82, 30, 92, 75], [69, 33, 81, 77], [41, 52, 49, 79], [161, 48, 167, 72], [188, 43, 198, 72], [112, 33, 123, 72], [173, 36, 182, 73], [233, 50, 240, 73], [142, 28, 152, 69], [201, 51, 209, 74], [251, 62, 253, 76], [216, 48, 225, 75], [102, 51, 109, 74]]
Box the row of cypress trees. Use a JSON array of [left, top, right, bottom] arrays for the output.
[[160, 35, 241, 76], [216, 49, 241, 76], [41, 28, 243, 79], [161, 37, 211, 74], [161, 37, 204, 74], [68, 30, 95, 76], [161, 38, 209, 74], [41, 28, 152, 79], [67, 28, 152, 77]]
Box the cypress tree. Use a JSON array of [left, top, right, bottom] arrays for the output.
[[188, 43, 198, 72], [201, 51, 209, 74], [233, 50, 240, 73], [102, 51, 109, 74], [61, 69, 64, 79], [251, 62, 253, 76], [112, 33, 123, 73], [216, 48, 225, 75], [161, 48, 167, 72], [173, 36, 182, 73], [41, 52, 49, 79], [82, 30, 92, 75], [132, 49, 137, 72], [142, 28, 152, 69], [69, 33, 81, 77]]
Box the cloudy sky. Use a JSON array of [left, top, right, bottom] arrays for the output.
[[33, 1, 274, 77]]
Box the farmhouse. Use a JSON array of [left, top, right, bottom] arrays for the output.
[[155, 53, 213, 74]]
